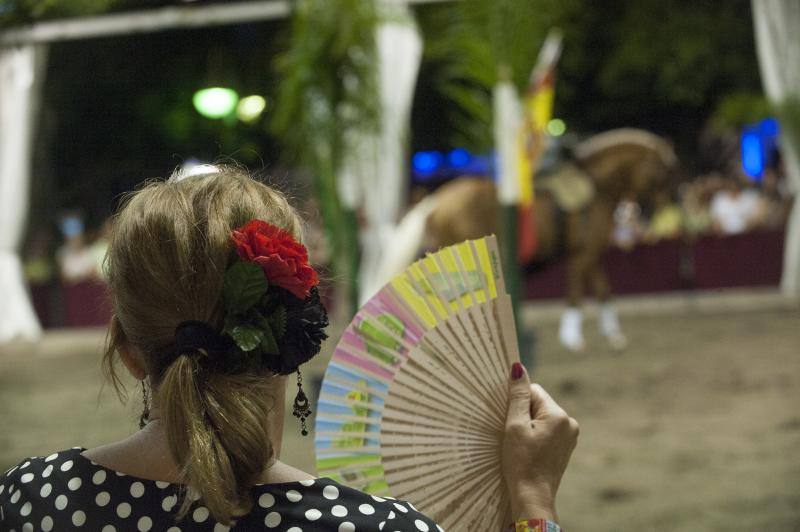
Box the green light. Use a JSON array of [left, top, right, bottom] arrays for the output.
[[547, 118, 566, 136], [193, 87, 239, 119], [236, 95, 267, 122]]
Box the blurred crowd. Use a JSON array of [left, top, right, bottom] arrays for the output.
[[24, 215, 110, 286], [21, 165, 793, 289], [612, 166, 792, 250]]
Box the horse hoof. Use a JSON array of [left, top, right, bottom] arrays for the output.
[[560, 338, 586, 353], [607, 333, 628, 351]]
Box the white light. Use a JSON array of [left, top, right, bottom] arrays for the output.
[[237, 95, 267, 122], [193, 87, 238, 119], [546, 118, 566, 136], [175, 161, 220, 181]]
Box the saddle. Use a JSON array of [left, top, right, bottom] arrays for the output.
[[537, 161, 596, 213]]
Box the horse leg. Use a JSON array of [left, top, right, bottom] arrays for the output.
[[560, 248, 592, 352], [585, 203, 628, 350], [589, 261, 628, 350]]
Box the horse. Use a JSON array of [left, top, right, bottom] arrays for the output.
[[377, 128, 679, 352]]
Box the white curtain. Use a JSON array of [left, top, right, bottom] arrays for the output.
[[752, 0, 800, 298], [0, 45, 47, 342], [343, 2, 422, 303], [493, 78, 522, 206]]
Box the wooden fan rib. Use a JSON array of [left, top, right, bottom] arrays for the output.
[[331, 343, 400, 383], [384, 457, 500, 504], [316, 445, 381, 456], [316, 429, 493, 448], [443, 308, 508, 417], [389, 368, 501, 430], [317, 391, 384, 415], [378, 441, 498, 461], [315, 412, 383, 426], [394, 360, 505, 434], [378, 431, 498, 448], [428, 251, 509, 411], [417, 465, 505, 531], [463, 304, 509, 401], [380, 418, 498, 442], [494, 295, 522, 368], [419, 331, 507, 420], [316, 459, 383, 476], [322, 373, 391, 401], [337, 326, 500, 426], [380, 405, 498, 441], [445, 474, 506, 532], [380, 447, 498, 475], [410, 278, 495, 397], [380, 442, 498, 462], [390, 457, 499, 520]]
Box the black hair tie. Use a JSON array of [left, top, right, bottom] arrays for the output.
[[174, 321, 230, 356], [156, 321, 234, 373]]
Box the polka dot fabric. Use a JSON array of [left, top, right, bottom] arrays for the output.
[[0, 448, 443, 531]]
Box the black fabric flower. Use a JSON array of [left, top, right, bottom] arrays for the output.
[[261, 286, 329, 375]]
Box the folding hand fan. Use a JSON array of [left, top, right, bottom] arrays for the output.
[[314, 235, 520, 531]]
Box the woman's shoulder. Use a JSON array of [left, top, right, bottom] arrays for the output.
[[1, 447, 86, 484], [244, 476, 443, 531], [1, 450, 443, 531]]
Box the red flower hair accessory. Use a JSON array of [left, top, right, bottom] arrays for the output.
[[231, 220, 318, 299], [219, 220, 328, 375]]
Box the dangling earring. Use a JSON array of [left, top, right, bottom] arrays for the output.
[[292, 368, 312, 436], [139, 380, 150, 430]]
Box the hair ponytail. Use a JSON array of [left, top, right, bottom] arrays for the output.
[[159, 354, 277, 525], [102, 167, 305, 525]]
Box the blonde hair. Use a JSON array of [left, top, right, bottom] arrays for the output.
[[103, 166, 303, 524]]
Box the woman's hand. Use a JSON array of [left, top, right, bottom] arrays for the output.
[[502, 362, 579, 523]]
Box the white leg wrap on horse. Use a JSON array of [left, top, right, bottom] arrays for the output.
[[559, 307, 585, 352], [599, 303, 628, 350]]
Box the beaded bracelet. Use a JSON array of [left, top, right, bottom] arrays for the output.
[[506, 518, 562, 532]]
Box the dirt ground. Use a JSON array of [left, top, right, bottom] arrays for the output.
[[1, 306, 799, 531]]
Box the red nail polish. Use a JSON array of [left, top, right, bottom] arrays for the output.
[[511, 362, 524, 380]]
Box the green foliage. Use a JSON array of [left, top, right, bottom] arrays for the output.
[[418, 0, 562, 150], [270, 0, 380, 171], [228, 323, 264, 353], [221, 261, 286, 354], [267, 305, 287, 340], [0, 0, 169, 25], [711, 91, 772, 129], [774, 96, 800, 147], [223, 261, 269, 314], [270, 0, 379, 314], [416, 0, 761, 150]]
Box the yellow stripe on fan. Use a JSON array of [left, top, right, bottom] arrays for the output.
[[389, 273, 437, 328], [472, 237, 499, 298]]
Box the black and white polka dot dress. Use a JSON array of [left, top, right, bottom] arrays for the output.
[[0, 448, 442, 531]]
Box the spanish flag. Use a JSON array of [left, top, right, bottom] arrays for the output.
[[518, 30, 561, 264]]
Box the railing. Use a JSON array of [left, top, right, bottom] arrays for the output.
[[27, 229, 787, 327], [523, 229, 785, 300]]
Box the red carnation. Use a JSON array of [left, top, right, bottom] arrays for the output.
[[231, 220, 318, 299]]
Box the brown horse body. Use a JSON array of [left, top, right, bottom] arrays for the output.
[[417, 129, 679, 350]]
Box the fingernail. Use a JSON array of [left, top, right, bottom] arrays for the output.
[[511, 362, 524, 380]]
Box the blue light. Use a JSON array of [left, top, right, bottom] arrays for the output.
[[757, 117, 779, 137], [447, 148, 471, 168], [741, 128, 764, 179], [412, 151, 442, 173]]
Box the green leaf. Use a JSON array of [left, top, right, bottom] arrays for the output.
[[259, 325, 280, 355], [229, 324, 264, 352], [223, 262, 268, 314], [268, 306, 287, 339]]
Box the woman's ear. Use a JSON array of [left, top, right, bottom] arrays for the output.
[[119, 342, 147, 381]]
